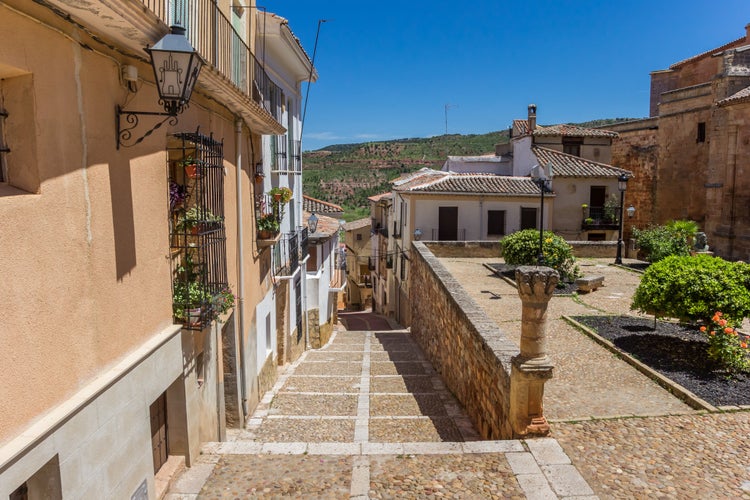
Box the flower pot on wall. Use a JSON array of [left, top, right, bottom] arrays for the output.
[[185, 164, 202, 179]]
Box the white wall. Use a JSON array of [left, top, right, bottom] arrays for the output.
[[255, 293, 276, 369], [512, 136, 536, 176], [411, 194, 550, 240]]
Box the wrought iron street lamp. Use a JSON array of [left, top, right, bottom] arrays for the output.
[[614, 174, 630, 265], [307, 212, 319, 233], [117, 24, 203, 149], [413, 228, 422, 241], [530, 163, 553, 265]]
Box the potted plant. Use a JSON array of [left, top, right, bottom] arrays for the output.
[[257, 213, 280, 239], [176, 206, 223, 234], [211, 286, 235, 321], [173, 280, 211, 327], [268, 186, 293, 204], [169, 180, 189, 211], [181, 156, 201, 179]]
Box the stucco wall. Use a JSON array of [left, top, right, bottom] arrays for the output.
[[409, 242, 518, 439]]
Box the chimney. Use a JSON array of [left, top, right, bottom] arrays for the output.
[[746, 23, 750, 42], [528, 104, 537, 133]]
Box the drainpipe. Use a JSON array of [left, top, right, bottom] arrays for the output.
[[235, 119, 248, 419]]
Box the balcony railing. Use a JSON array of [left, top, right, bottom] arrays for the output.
[[355, 274, 372, 287], [291, 140, 302, 173], [299, 227, 309, 261], [273, 231, 299, 277], [140, 0, 282, 125], [271, 135, 288, 172], [581, 206, 621, 230], [429, 228, 467, 241]]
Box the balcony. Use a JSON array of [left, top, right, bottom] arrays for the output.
[[138, 0, 285, 133], [271, 136, 288, 172], [273, 231, 300, 277], [581, 206, 621, 230], [291, 140, 302, 174]]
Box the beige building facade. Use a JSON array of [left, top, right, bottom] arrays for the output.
[[0, 1, 314, 498]]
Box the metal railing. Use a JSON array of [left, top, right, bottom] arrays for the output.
[[273, 231, 299, 277], [581, 205, 622, 229], [291, 140, 302, 173], [140, 0, 282, 125], [271, 135, 288, 172], [299, 227, 309, 261]]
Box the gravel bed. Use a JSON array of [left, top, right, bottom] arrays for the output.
[[572, 315, 750, 406]]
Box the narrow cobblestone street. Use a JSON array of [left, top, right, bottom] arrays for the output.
[[166, 258, 750, 499], [166, 323, 595, 499]]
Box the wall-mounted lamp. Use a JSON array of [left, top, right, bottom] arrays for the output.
[[627, 205, 636, 218], [413, 228, 422, 241], [116, 24, 203, 149], [308, 212, 319, 233]]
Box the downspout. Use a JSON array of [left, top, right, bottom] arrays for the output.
[[235, 119, 248, 418]]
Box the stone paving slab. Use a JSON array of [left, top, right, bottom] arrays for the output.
[[168, 326, 598, 499]]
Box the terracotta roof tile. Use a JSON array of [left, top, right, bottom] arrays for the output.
[[513, 119, 531, 135], [396, 173, 541, 196], [718, 85, 750, 107], [532, 146, 631, 178], [669, 36, 746, 69], [304, 211, 340, 236], [343, 218, 371, 231], [303, 195, 343, 214], [367, 192, 392, 202], [532, 124, 618, 138]]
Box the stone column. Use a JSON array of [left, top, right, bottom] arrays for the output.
[[510, 266, 558, 437]]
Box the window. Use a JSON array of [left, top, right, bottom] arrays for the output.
[[587, 233, 606, 241], [356, 233, 362, 241], [562, 137, 583, 157], [487, 210, 506, 236], [0, 72, 40, 194], [697, 122, 706, 143], [520, 207, 537, 230]]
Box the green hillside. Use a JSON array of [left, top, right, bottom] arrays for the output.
[[302, 118, 640, 221], [302, 131, 508, 221]]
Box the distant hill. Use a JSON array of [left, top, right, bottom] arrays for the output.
[[302, 118, 641, 221]]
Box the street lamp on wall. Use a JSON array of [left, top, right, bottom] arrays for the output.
[[307, 212, 319, 233], [413, 228, 422, 241], [116, 24, 204, 149], [614, 174, 630, 265], [530, 163, 553, 265]]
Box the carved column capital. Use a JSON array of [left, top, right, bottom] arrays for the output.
[[515, 266, 559, 303]]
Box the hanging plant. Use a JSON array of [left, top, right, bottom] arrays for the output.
[[169, 181, 189, 211]]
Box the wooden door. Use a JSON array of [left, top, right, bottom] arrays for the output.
[[438, 206, 458, 241]]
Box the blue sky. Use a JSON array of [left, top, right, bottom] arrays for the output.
[[260, 1, 748, 151]]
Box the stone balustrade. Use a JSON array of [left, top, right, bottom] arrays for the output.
[[409, 242, 556, 439]]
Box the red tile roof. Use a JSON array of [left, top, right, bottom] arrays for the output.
[[396, 172, 541, 196], [367, 192, 392, 202], [669, 36, 746, 69], [343, 218, 371, 231], [513, 119, 531, 135], [718, 85, 750, 107], [532, 146, 631, 178], [303, 195, 343, 214], [532, 124, 618, 138]]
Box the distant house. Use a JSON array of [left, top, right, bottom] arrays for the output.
[[304, 211, 344, 347], [371, 105, 630, 325], [343, 218, 374, 310]]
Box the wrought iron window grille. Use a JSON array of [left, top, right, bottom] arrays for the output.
[[168, 131, 228, 330]]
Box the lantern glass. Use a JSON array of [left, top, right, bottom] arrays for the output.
[[147, 25, 203, 115]]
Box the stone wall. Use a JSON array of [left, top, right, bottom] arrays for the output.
[[410, 242, 519, 439], [607, 119, 659, 241], [307, 308, 334, 349]]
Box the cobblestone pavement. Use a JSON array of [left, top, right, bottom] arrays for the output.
[[166, 322, 596, 499], [439, 257, 750, 498]]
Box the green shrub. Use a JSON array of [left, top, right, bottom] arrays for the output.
[[631, 254, 750, 324], [500, 229, 580, 282], [632, 220, 697, 262]]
